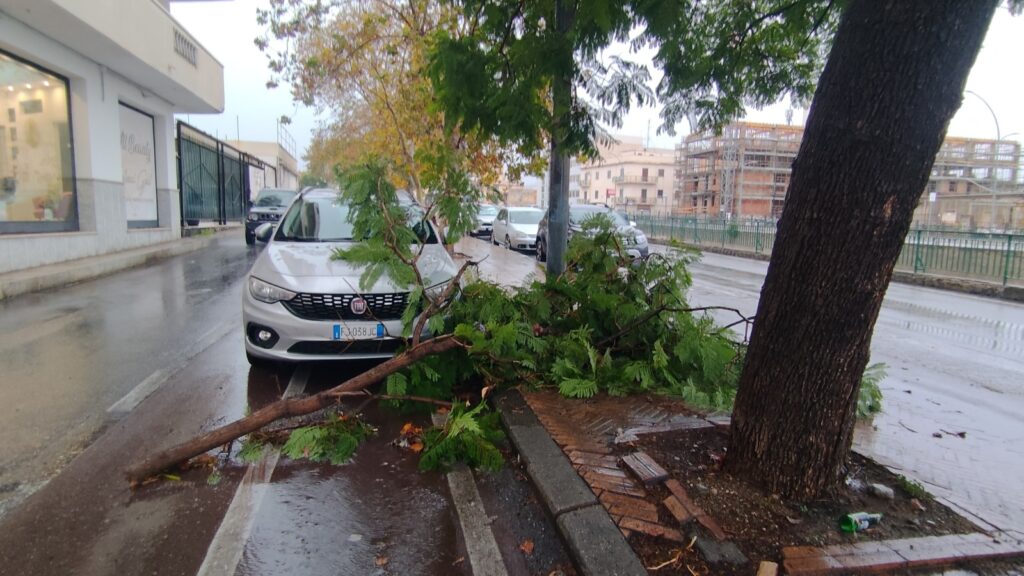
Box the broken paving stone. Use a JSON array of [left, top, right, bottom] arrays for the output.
[[869, 483, 895, 500], [693, 534, 748, 565], [757, 561, 779, 576], [620, 452, 668, 486]]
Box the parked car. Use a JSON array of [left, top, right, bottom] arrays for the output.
[[242, 188, 458, 365], [535, 204, 649, 262], [245, 188, 298, 245], [491, 207, 544, 251], [472, 204, 499, 239]]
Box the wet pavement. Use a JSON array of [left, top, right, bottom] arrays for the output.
[[0, 233, 571, 576]]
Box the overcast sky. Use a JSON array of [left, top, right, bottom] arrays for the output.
[[171, 1, 1024, 169]]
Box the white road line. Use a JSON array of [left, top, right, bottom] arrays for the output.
[[196, 365, 310, 576], [432, 413, 509, 576], [107, 320, 235, 415]]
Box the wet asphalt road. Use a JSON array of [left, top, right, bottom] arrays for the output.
[[0, 233, 573, 576]]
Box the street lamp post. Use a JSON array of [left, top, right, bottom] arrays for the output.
[[966, 90, 1003, 231]]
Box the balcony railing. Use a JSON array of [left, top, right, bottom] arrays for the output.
[[612, 174, 657, 184]]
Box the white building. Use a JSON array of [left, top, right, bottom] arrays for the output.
[[577, 136, 675, 212], [0, 0, 223, 274]]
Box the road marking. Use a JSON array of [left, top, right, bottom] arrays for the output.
[[432, 413, 509, 576], [196, 365, 309, 576], [106, 320, 235, 415]]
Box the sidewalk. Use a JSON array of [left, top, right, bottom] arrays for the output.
[[0, 226, 238, 301], [496, 388, 1024, 575]]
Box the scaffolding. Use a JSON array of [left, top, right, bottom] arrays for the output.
[[675, 122, 802, 218]]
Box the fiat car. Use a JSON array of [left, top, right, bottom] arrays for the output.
[[242, 188, 458, 364]]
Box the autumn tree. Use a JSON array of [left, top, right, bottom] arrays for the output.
[[257, 0, 514, 201], [723, 0, 1003, 498]]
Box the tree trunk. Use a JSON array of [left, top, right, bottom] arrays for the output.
[[544, 0, 575, 276], [125, 336, 461, 484], [724, 0, 998, 500]]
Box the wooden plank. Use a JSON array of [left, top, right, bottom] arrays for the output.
[[620, 451, 669, 486]]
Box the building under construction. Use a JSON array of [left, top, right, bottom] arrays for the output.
[[676, 121, 1024, 230], [675, 122, 802, 218]]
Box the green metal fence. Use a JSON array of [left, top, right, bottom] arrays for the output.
[[627, 213, 1024, 286], [176, 121, 268, 226]]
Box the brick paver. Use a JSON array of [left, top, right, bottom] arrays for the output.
[[782, 532, 1024, 575]]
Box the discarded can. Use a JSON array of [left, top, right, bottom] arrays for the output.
[[840, 512, 882, 533]]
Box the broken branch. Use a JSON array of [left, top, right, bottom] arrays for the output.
[[125, 335, 462, 484]]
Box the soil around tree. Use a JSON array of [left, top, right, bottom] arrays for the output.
[[620, 423, 1021, 575]]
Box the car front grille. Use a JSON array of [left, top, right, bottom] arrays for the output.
[[287, 339, 406, 355], [256, 212, 280, 222], [282, 292, 409, 321]]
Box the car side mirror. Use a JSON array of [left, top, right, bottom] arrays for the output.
[[255, 223, 275, 243]]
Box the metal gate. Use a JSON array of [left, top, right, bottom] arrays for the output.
[[176, 121, 269, 226]]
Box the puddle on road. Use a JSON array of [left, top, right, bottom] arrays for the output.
[[235, 401, 465, 576]]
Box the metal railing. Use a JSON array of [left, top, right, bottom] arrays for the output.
[[626, 213, 1024, 286]]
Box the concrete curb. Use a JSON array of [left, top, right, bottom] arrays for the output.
[[494, 389, 647, 576], [0, 231, 228, 301], [653, 241, 1024, 303]]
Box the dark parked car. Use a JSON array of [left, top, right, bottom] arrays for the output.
[[245, 188, 298, 245], [535, 204, 649, 262]]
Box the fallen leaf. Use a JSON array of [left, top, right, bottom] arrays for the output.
[[519, 539, 535, 555], [400, 422, 416, 436], [481, 385, 495, 399], [162, 473, 181, 482], [452, 556, 464, 566], [410, 441, 424, 453], [374, 555, 389, 567], [436, 406, 449, 415]]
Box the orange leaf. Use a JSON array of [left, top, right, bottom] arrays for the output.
[[519, 539, 535, 555], [400, 422, 415, 436], [374, 555, 389, 567], [410, 441, 424, 453]]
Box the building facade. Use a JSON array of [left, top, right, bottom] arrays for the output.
[[675, 121, 1024, 229], [0, 0, 223, 274], [576, 136, 675, 212], [226, 140, 300, 194]]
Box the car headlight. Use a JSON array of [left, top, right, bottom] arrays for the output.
[[247, 213, 259, 222], [248, 276, 296, 304], [635, 233, 647, 244]]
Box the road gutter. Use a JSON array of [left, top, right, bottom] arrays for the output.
[[432, 412, 509, 576], [195, 365, 310, 576]]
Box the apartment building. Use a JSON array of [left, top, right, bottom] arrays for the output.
[[226, 139, 300, 194], [0, 0, 224, 274], [676, 121, 1023, 229], [676, 122, 801, 218], [576, 136, 675, 211]]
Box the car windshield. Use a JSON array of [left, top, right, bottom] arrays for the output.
[[569, 207, 629, 227], [478, 205, 498, 216], [253, 189, 296, 208], [509, 210, 543, 224], [275, 196, 438, 243]]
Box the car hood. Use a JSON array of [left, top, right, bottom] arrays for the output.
[[570, 224, 647, 244], [477, 214, 496, 224], [250, 241, 458, 293], [509, 223, 539, 236], [249, 206, 287, 216]]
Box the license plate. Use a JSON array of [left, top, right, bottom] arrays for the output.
[[332, 323, 385, 340]]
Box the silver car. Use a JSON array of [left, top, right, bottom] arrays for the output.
[[491, 207, 543, 251], [242, 188, 458, 364]]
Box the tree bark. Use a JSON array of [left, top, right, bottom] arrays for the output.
[[724, 0, 998, 499], [125, 336, 461, 484]]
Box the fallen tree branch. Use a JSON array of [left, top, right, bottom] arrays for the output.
[[337, 390, 455, 408], [125, 335, 463, 485]]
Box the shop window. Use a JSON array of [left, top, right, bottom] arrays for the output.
[[0, 50, 76, 233]]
